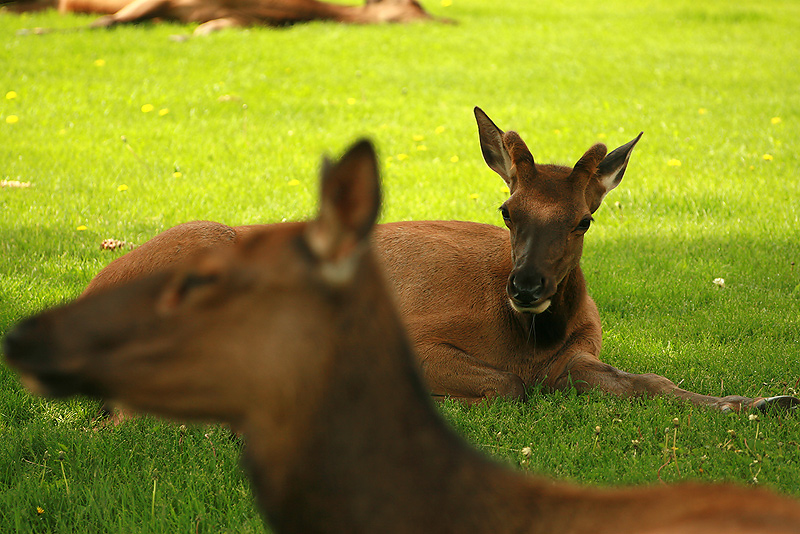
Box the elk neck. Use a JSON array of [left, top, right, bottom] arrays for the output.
[[508, 265, 588, 349], [239, 250, 558, 533]]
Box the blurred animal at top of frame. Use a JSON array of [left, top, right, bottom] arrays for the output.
[[5, 139, 800, 534], [77, 108, 800, 413], [0, 0, 53, 12], [45, 0, 451, 34]]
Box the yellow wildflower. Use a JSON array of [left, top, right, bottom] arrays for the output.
[[141, 104, 154, 113], [396, 153, 409, 161], [158, 108, 169, 116], [762, 154, 773, 161], [698, 108, 708, 115], [441, 0, 452, 6], [435, 126, 445, 135], [771, 117, 782, 124], [173, 172, 182, 179], [450, 155, 459, 163], [36, 507, 44, 515], [469, 193, 479, 200], [94, 59, 106, 67], [6, 115, 19, 124], [287, 179, 300, 186], [667, 159, 681, 167], [77, 225, 88, 231], [416, 145, 427, 151], [346, 98, 356, 105], [412, 134, 425, 142], [117, 184, 128, 192], [5, 91, 17, 100]]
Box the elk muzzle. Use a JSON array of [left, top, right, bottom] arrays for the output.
[[3, 316, 98, 398], [506, 271, 552, 314]]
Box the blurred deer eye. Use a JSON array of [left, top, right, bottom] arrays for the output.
[[576, 217, 593, 233], [177, 273, 219, 300]]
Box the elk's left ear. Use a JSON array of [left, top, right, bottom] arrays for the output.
[[306, 139, 381, 282], [586, 132, 643, 213]]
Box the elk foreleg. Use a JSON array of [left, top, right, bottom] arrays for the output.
[[194, 17, 250, 35], [418, 344, 527, 403], [554, 353, 799, 412], [89, 0, 169, 27]]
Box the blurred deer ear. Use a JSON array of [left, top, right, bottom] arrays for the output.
[[586, 132, 643, 213], [475, 107, 517, 189], [306, 139, 381, 282]]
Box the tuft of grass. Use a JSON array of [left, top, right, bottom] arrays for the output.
[[2, 0, 800, 531]]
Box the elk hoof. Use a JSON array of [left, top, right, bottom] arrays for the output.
[[752, 395, 800, 412]]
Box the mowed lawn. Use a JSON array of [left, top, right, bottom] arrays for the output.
[[2, 0, 800, 531]]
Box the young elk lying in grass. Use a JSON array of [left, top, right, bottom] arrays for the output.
[[375, 108, 799, 410], [5, 140, 800, 533], [80, 109, 798, 412]]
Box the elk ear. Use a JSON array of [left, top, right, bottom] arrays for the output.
[[475, 107, 517, 190], [586, 132, 643, 213], [306, 139, 381, 282], [571, 143, 608, 181]]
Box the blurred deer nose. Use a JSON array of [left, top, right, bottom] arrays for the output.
[[3, 317, 45, 364], [508, 274, 545, 306]]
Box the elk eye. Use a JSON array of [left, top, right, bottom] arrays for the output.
[[576, 217, 593, 233], [499, 205, 511, 224], [161, 271, 222, 313], [177, 272, 219, 300]]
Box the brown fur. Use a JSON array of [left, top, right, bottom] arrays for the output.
[[5, 140, 800, 534]]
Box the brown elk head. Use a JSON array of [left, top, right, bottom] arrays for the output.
[[475, 107, 642, 314], [3, 140, 382, 429]]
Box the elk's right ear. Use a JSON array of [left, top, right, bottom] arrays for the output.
[[475, 107, 517, 190], [305, 139, 381, 282]]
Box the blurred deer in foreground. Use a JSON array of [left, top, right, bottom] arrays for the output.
[[58, 0, 450, 35], [80, 109, 798, 412], [5, 140, 800, 533]]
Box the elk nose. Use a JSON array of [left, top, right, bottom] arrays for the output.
[[509, 274, 545, 306], [3, 317, 46, 365]]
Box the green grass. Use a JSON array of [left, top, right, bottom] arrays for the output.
[[2, 0, 800, 531]]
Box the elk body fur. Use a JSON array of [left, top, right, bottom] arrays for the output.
[[5, 140, 800, 533], [79, 109, 799, 412]]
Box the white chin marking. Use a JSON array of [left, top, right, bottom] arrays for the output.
[[510, 299, 551, 314]]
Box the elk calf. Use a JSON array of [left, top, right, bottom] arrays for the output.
[[5, 140, 800, 534], [373, 108, 799, 410]]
